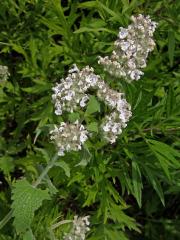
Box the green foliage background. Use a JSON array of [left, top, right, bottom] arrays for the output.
[[0, 0, 179, 239]]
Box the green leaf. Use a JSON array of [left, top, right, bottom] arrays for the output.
[[147, 139, 180, 180], [109, 203, 139, 232], [83, 184, 97, 207], [168, 30, 175, 67], [11, 179, 50, 233], [97, 1, 124, 23], [76, 147, 92, 167], [87, 122, 98, 132], [78, 1, 97, 8], [143, 165, 165, 205], [68, 112, 80, 122], [23, 229, 36, 240], [132, 161, 143, 207], [0, 156, 14, 175], [55, 161, 70, 177], [11, 44, 28, 60], [148, 139, 180, 168], [105, 228, 128, 240], [85, 96, 100, 115]]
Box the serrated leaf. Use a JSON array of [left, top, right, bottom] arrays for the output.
[[11, 179, 50, 233]]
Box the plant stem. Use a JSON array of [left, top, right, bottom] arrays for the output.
[[0, 209, 13, 230], [33, 154, 59, 187], [51, 220, 73, 230], [0, 153, 59, 230]]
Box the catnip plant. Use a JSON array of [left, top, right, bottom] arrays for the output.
[[0, 14, 157, 239]]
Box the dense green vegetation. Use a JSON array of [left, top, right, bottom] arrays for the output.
[[0, 0, 179, 239]]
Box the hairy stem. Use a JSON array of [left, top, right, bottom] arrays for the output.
[[33, 154, 59, 187], [51, 220, 73, 230]]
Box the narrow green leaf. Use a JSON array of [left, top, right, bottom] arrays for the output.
[[97, 1, 123, 23], [132, 161, 143, 207], [148, 139, 180, 167], [143, 166, 165, 205], [29, 39, 37, 67], [168, 30, 175, 67], [78, 1, 97, 8], [11, 44, 28, 60]]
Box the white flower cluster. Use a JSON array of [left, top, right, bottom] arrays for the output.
[[96, 81, 132, 143], [52, 64, 132, 145], [50, 121, 88, 156], [52, 65, 100, 115], [98, 14, 157, 82], [0, 65, 10, 82], [101, 102, 131, 143], [64, 216, 90, 240]]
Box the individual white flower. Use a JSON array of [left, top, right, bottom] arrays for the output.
[[80, 95, 89, 107], [68, 64, 80, 73], [80, 132, 88, 143], [130, 69, 144, 80], [103, 124, 110, 132], [120, 41, 130, 51], [118, 27, 128, 39]]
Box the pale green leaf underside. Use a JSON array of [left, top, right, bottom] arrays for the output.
[[11, 179, 50, 233]]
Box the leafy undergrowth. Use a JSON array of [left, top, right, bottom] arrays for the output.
[[0, 0, 179, 239]]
